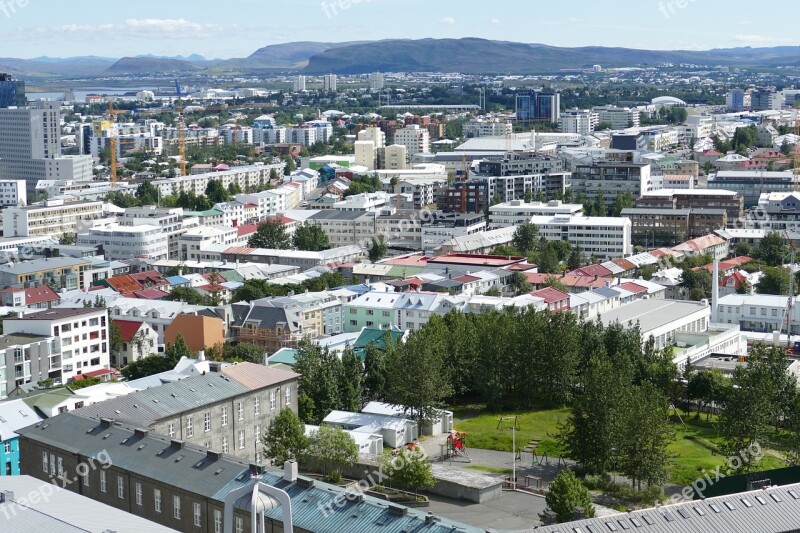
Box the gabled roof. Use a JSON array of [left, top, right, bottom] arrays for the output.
[[104, 274, 143, 294], [129, 270, 168, 287], [0, 399, 42, 440], [24, 285, 60, 305], [570, 264, 613, 277], [531, 287, 570, 304], [132, 288, 171, 300], [112, 319, 147, 342], [619, 281, 648, 295]]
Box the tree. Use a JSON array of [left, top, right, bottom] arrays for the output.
[[737, 279, 752, 295], [109, 322, 124, 358], [618, 383, 672, 489], [304, 425, 358, 483], [379, 448, 436, 499], [223, 343, 265, 364], [757, 267, 792, 296], [170, 286, 207, 305], [688, 369, 726, 418], [205, 179, 231, 204], [248, 219, 291, 249], [69, 376, 103, 390], [612, 191, 634, 217], [509, 271, 532, 296], [544, 469, 595, 523], [536, 240, 561, 274], [135, 180, 159, 206], [512, 223, 538, 254], [755, 231, 790, 267], [567, 245, 587, 270], [262, 408, 308, 466], [680, 268, 712, 301], [294, 341, 341, 424], [165, 334, 194, 360], [120, 354, 176, 380], [292, 223, 330, 251], [339, 347, 364, 412], [368, 235, 388, 263], [363, 343, 388, 402], [735, 242, 752, 257], [781, 139, 792, 156], [283, 156, 297, 175], [58, 232, 76, 245]]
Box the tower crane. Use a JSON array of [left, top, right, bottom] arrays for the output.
[[794, 109, 800, 192], [175, 81, 187, 177], [106, 101, 127, 187]]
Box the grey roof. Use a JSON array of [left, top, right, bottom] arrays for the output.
[[13, 307, 104, 321], [599, 299, 709, 335], [73, 372, 250, 427], [0, 399, 42, 440], [231, 302, 300, 331], [310, 210, 374, 221], [0, 333, 52, 348], [621, 208, 692, 216], [0, 475, 175, 533], [527, 483, 800, 533], [0, 257, 91, 275], [17, 414, 480, 532]]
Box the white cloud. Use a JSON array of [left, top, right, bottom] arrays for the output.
[[734, 34, 792, 45], [490, 18, 500, 24], [440, 17, 456, 25], [1, 18, 233, 42]]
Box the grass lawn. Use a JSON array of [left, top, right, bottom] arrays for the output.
[[454, 407, 788, 486], [465, 465, 514, 475], [453, 406, 569, 457]]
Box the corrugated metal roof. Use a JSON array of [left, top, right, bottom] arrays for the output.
[[221, 362, 299, 391]]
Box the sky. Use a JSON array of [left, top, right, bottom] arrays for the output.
[[0, 0, 798, 59]]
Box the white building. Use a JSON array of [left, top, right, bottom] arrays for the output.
[[528, 214, 633, 260], [3, 307, 110, 383], [599, 299, 711, 350], [0, 179, 27, 207], [117, 206, 198, 260], [354, 141, 378, 170], [77, 223, 169, 261], [384, 144, 407, 170], [489, 200, 584, 227], [593, 105, 640, 129], [178, 226, 242, 261], [293, 75, 306, 92], [394, 125, 430, 160], [323, 74, 337, 92], [464, 119, 513, 139], [559, 109, 599, 135], [2, 200, 105, 238], [369, 72, 384, 91]]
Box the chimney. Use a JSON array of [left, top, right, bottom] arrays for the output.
[[171, 439, 185, 449], [711, 257, 720, 322], [99, 418, 115, 429], [134, 428, 149, 439], [284, 460, 298, 483], [0, 491, 14, 503], [198, 350, 206, 362]]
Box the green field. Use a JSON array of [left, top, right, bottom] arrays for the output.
[[454, 407, 787, 486]]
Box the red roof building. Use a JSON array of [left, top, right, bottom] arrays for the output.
[[236, 223, 259, 237], [569, 264, 613, 278], [24, 286, 60, 309], [531, 287, 571, 312], [129, 270, 168, 290], [619, 282, 648, 295], [103, 274, 143, 295]]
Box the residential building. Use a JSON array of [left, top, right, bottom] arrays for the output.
[[600, 298, 711, 349], [384, 144, 408, 170], [593, 105, 640, 128], [293, 75, 306, 91], [3, 307, 109, 383], [636, 189, 744, 221], [489, 200, 584, 227], [421, 212, 486, 250], [572, 163, 653, 213], [343, 292, 403, 333], [0, 401, 42, 476], [0, 285, 60, 311], [308, 210, 376, 247], [394, 125, 430, 159], [369, 71, 384, 91], [354, 140, 378, 170], [717, 293, 800, 334], [442, 180, 490, 214], [2, 200, 104, 238], [559, 108, 599, 134], [111, 320, 158, 367], [527, 214, 633, 260], [726, 88, 746, 111], [464, 119, 513, 138], [17, 413, 476, 533], [220, 245, 362, 271], [0, 334, 60, 397], [164, 314, 225, 354], [0, 179, 26, 207], [178, 226, 242, 262], [749, 192, 800, 232], [323, 73, 337, 92], [117, 206, 197, 260], [621, 208, 727, 247], [231, 301, 305, 353], [0, 257, 92, 291], [751, 88, 784, 111]]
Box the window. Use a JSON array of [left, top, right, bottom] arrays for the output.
[[186, 417, 193, 438], [222, 436, 229, 454], [57, 457, 63, 477], [212, 509, 222, 533], [235, 517, 244, 533], [254, 425, 261, 442], [100, 470, 107, 493], [42, 451, 48, 473], [238, 402, 244, 421], [117, 476, 124, 498], [168, 423, 175, 438], [154, 489, 162, 513], [82, 468, 89, 487], [193, 502, 201, 527], [238, 430, 245, 449], [135, 482, 142, 506], [173, 495, 181, 519], [254, 397, 260, 416], [204, 412, 211, 432], [4, 442, 10, 453], [221, 406, 228, 426], [270, 390, 276, 411], [285, 385, 291, 405], [50, 454, 55, 475]]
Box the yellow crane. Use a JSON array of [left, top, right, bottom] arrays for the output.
[[175, 81, 187, 177], [106, 101, 127, 187], [795, 110, 800, 192]]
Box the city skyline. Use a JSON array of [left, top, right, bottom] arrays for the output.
[[0, 0, 798, 59]]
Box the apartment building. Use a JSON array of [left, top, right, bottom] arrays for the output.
[[231, 302, 305, 353], [559, 109, 599, 134], [636, 189, 744, 221], [709, 170, 795, 207], [621, 208, 728, 247], [0, 334, 60, 397], [394, 125, 430, 159], [593, 105, 640, 129], [421, 213, 486, 250], [0, 179, 26, 207], [0, 257, 92, 291], [117, 206, 198, 260], [2, 200, 105, 238], [528, 214, 633, 260], [150, 164, 284, 199], [464, 119, 513, 138], [308, 210, 376, 247], [748, 192, 800, 232], [178, 226, 243, 262], [3, 307, 109, 383]]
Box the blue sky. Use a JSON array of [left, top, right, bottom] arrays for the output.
[[0, 0, 797, 59]]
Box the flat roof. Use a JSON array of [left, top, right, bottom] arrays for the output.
[[600, 299, 710, 334], [428, 254, 526, 267]]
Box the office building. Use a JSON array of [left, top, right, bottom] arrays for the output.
[[636, 189, 744, 222], [751, 88, 784, 111], [464, 119, 513, 138], [515, 90, 561, 123], [593, 105, 640, 128], [572, 163, 653, 213], [3, 307, 109, 383], [0, 73, 25, 108], [528, 214, 633, 260], [323, 73, 337, 92], [621, 207, 727, 247], [709, 170, 796, 207], [726, 88, 746, 111], [489, 200, 584, 227], [77, 223, 169, 261], [2, 199, 104, 238]]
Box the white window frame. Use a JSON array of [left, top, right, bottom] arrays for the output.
[[154, 489, 162, 513], [254, 397, 260, 416], [214, 510, 222, 533], [42, 451, 48, 473], [117, 475, 124, 499], [204, 412, 211, 432], [193, 501, 201, 527], [186, 417, 193, 438], [235, 517, 244, 533], [238, 430, 245, 450], [221, 406, 228, 426], [168, 423, 175, 438], [285, 385, 291, 405], [222, 436, 229, 454], [270, 390, 276, 411], [173, 495, 181, 520], [135, 482, 142, 506], [238, 402, 244, 421], [100, 470, 107, 493]]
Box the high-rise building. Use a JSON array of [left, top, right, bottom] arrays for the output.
[[515, 90, 561, 123], [726, 89, 746, 111], [750, 88, 783, 111], [394, 125, 430, 159], [323, 74, 337, 92], [0, 73, 25, 108], [369, 71, 384, 91], [293, 75, 306, 92]]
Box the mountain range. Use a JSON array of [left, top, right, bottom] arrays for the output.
[[4, 38, 800, 78]]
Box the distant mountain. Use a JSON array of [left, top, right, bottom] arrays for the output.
[[0, 56, 118, 77], [104, 57, 204, 75], [137, 53, 208, 63], [230, 41, 364, 69], [303, 38, 800, 73]]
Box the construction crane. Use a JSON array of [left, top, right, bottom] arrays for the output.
[[794, 109, 800, 192], [175, 81, 187, 177], [783, 229, 798, 349], [106, 101, 127, 186]]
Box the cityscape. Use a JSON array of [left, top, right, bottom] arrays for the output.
[[3, 1, 800, 532]]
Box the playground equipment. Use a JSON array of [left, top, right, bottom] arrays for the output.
[[496, 416, 521, 431], [440, 431, 471, 463]]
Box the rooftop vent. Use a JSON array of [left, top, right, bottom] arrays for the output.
[[389, 505, 408, 517]]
